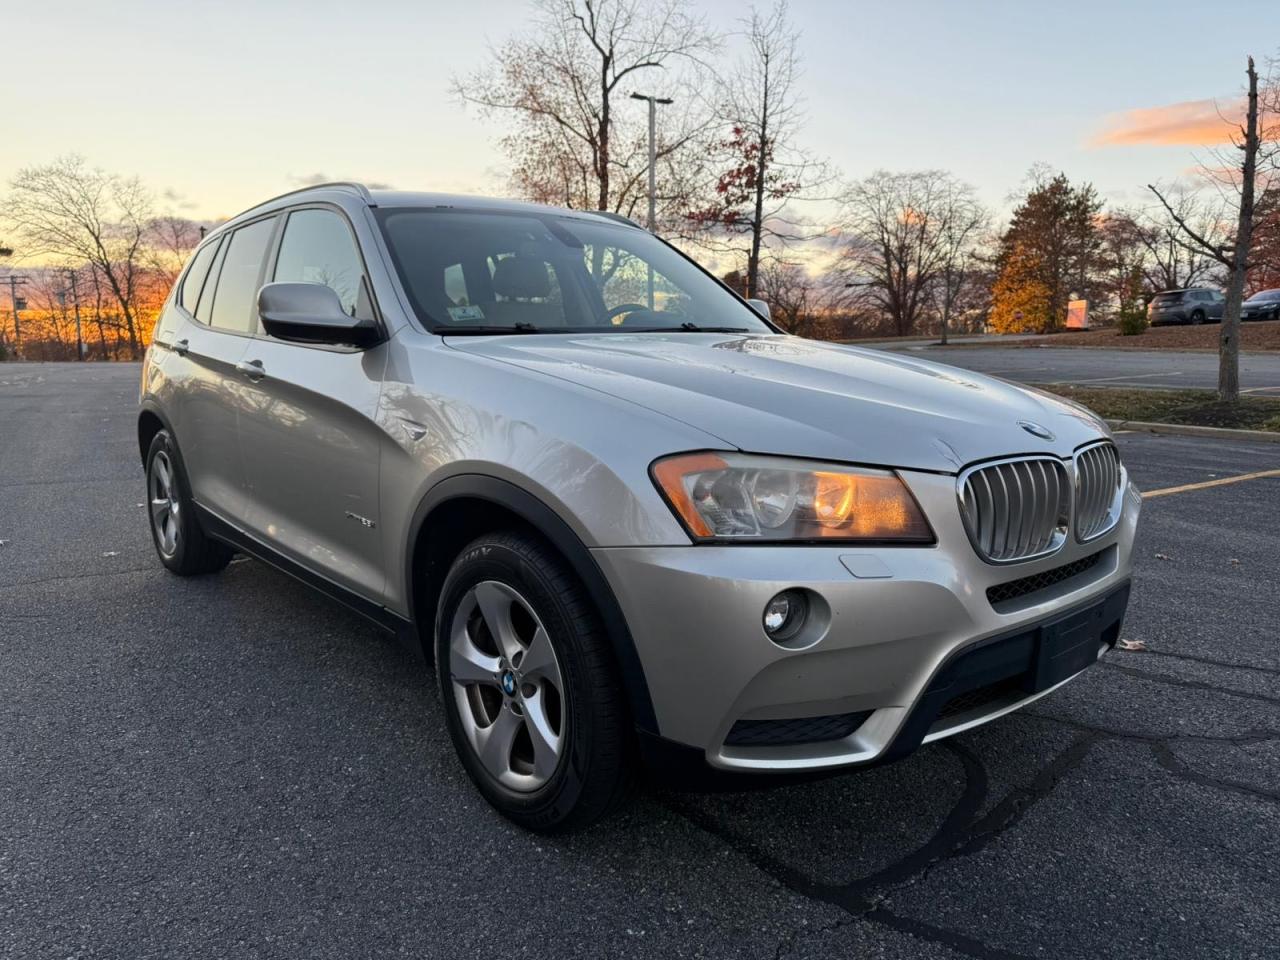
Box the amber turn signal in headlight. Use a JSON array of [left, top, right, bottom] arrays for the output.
[[650, 452, 933, 543]]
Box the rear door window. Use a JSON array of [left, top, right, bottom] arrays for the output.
[[208, 218, 277, 334]]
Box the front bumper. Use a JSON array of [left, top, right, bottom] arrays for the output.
[[593, 468, 1140, 774]]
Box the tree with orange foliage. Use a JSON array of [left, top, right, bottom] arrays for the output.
[[988, 240, 1053, 334], [990, 169, 1101, 334]]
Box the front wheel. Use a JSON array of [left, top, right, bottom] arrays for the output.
[[1190, 310, 1206, 325], [435, 530, 635, 832]]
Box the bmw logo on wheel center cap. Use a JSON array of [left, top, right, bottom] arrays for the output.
[[501, 671, 517, 696]]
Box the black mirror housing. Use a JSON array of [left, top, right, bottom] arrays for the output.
[[257, 282, 379, 347]]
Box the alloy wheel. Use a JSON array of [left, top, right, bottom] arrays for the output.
[[149, 450, 181, 557], [448, 580, 567, 792]]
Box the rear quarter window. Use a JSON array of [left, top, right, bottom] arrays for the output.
[[179, 241, 220, 312]]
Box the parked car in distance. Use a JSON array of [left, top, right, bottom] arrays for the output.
[[1242, 289, 1280, 322], [1147, 288, 1225, 325], [138, 182, 1141, 832]]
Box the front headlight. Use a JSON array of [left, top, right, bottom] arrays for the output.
[[650, 452, 934, 543]]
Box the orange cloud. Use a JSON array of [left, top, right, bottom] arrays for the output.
[[1092, 96, 1245, 147]]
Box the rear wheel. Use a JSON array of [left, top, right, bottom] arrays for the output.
[[145, 430, 233, 576], [435, 530, 634, 832]]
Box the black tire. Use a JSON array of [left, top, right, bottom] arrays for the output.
[[1190, 310, 1206, 325], [435, 530, 635, 832], [144, 429, 233, 576]]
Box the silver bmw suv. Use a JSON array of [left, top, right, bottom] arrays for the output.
[[138, 182, 1140, 831]]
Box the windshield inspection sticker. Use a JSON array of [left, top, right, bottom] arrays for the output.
[[447, 305, 486, 322]]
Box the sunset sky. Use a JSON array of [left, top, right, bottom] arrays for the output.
[[9, 0, 1279, 224]]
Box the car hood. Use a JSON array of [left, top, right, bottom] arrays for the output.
[[444, 333, 1109, 473]]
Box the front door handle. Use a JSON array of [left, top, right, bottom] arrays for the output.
[[236, 358, 266, 381], [173, 338, 189, 356]]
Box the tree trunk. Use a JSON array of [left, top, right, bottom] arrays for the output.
[[1220, 57, 1259, 403], [597, 57, 611, 211], [940, 267, 952, 345], [746, 55, 771, 300]]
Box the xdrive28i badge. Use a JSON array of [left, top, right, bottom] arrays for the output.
[[1018, 420, 1055, 441]]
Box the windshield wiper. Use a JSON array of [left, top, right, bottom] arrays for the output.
[[613, 322, 752, 333], [675, 322, 750, 332], [439, 322, 543, 335]]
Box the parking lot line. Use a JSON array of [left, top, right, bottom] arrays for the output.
[[1070, 371, 1184, 385], [1143, 468, 1280, 499]]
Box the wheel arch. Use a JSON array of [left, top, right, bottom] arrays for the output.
[[137, 403, 172, 466], [405, 474, 658, 734]]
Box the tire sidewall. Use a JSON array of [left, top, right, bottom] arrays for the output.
[[435, 537, 602, 829], [146, 430, 195, 573]]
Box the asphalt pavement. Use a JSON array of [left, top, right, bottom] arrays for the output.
[[2, 362, 1278, 960], [870, 342, 1280, 393]]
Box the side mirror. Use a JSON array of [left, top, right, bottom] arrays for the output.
[[746, 298, 771, 321], [257, 282, 379, 347]]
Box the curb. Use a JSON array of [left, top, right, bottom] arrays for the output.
[[1106, 419, 1280, 444]]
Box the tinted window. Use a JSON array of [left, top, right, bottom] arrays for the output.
[[209, 218, 276, 333], [194, 239, 227, 324], [273, 209, 372, 320], [179, 241, 219, 311], [376, 209, 771, 333]]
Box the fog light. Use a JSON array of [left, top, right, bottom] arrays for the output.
[[763, 590, 807, 642]]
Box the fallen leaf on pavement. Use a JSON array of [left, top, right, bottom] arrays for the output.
[[1117, 639, 1148, 652], [101, 550, 119, 558], [1154, 552, 1173, 561]]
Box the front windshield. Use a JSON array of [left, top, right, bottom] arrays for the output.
[[374, 208, 773, 334], [1247, 289, 1280, 302]]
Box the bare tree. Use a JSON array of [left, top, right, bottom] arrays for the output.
[[4, 155, 153, 359], [1149, 56, 1278, 400], [453, 0, 717, 222], [1136, 187, 1224, 293], [839, 170, 984, 338], [686, 2, 823, 298], [1095, 211, 1152, 312], [931, 182, 988, 344], [147, 215, 204, 287]]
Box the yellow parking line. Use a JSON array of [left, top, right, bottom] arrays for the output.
[[1143, 468, 1280, 499]]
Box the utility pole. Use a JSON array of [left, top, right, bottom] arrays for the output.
[[4, 274, 28, 358], [65, 268, 85, 361]]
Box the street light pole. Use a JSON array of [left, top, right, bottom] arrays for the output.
[[630, 92, 673, 311], [629, 92, 674, 233]]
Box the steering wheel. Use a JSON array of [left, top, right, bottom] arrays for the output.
[[605, 303, 652, 324]]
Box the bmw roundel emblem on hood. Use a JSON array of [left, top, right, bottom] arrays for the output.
[[1018, 420, 1055, 441]]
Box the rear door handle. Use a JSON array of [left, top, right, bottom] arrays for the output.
[[236, 358, 266, 381], [174, 338, 189, 356]]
